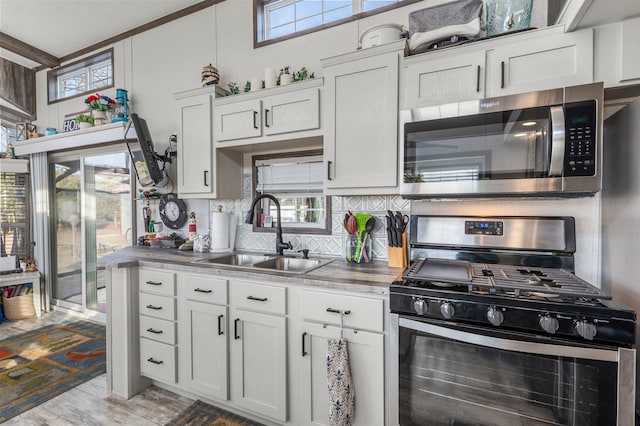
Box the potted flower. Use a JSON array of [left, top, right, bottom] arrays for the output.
[[84, 93, 116, 125], [279, 66, 293, 85], [75, 114, 94, 130]]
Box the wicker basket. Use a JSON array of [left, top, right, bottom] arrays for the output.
[[3, 294, 36, 320]]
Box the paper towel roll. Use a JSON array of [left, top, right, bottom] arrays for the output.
[[210, 211, 230, 250]]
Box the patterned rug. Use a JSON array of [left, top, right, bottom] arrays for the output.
[[166, 400, 266, 426], [0, 320, 106, 423]]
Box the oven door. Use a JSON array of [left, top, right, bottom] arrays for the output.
[[389, 314, 635, 426]]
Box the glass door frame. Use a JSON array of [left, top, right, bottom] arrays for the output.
[[49, 145, 136, 318]]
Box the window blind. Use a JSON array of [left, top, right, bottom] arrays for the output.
[[0, 171, 30, 259], [256, 155, 324, 193]]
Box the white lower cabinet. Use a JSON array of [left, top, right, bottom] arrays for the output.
[[230, 280, 288, 422], [299, 322, 384, 426]]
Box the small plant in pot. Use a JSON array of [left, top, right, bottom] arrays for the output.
[[278, 66, 293, 85], [75, 114, 94, 129]]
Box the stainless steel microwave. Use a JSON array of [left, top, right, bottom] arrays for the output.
[[400, 82, 603, 198]]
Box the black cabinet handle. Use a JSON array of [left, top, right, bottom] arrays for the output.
[[146, 328, 163, 334], [218, 314, 224, 336], [302, 332, 308, 356], [146, 304, 162, 310], [326, 307, 351, 315], [146, 281, 162, 286], [327, 161, 332, 181], [234, 318, 240, 340], [501, 61, 505, 89], [476, 65, 481, 92], [247, 295, 268, 302], [147, 357, 163, 365], [194, 288, 212, 293], [265, 109, 270, 127], [203, 170, 209, 186], [253, 110, 258, 129]]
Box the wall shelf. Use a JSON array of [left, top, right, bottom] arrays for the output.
[[13, 122, 128, 156]]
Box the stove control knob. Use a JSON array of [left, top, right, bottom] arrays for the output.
[[574, 320, 597, 340], [486, 306, 504, 326], [440, 302, 455, 319], [538, 315, 559, 334], [413, 298, 428, 316]]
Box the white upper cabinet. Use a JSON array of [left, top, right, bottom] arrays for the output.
[[175, 86, 242, 199], [322, 41, 404, 195], [213, 79, 323, 149], [402, 25, 594, 108]]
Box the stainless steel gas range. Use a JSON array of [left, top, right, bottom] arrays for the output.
[[389, 215, 636, 426]]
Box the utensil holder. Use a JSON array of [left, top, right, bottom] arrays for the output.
[[346, 234, 371, 263]]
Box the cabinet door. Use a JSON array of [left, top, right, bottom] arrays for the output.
[[324, 52, 399, 191], [299, 322, 384, 426], [263, 88, 320, 136], [214, 98, 262, 142], [403, 49, 485, 108], [492, 28, 593, 96], [230, 308, 287, 422], [182, 300, 228, 401], [176, 93, 213, 194]]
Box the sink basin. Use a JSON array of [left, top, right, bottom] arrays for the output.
[[194, 253, 269, 266], [252, 257, 332, 273]]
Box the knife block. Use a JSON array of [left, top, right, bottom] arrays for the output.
[[388, 231, 407, 268]]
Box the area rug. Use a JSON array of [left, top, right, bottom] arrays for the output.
[[166, 400, 266, 426], [0, 320, 106, 423]]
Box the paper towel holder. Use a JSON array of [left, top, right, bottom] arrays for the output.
[[210, 206, 237, 253]]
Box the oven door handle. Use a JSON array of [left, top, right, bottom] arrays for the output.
[[399, 317, 618, 362], [548, 105, 565, 177]]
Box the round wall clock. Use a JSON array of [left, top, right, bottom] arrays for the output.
[[159, 193, 188, 229]]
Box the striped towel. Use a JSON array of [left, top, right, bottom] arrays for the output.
[[326, 338, 355, 426]]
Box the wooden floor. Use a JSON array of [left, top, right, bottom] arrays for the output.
[[1, 310, 194, 425]]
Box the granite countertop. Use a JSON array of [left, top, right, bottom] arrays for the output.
[[102, 246, 405, 295]]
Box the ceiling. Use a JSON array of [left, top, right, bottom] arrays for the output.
[[1, 0, 639, 70], [0, 0, 205, 68]]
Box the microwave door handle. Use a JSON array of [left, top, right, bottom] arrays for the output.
[[548, 105, 566, 177]]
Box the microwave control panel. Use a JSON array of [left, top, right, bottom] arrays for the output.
[[564, 100, 596, 177]]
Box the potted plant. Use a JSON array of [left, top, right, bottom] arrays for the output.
[[84, 93, 116, 125], [279, 66, 293, 85], [75, 114, 94, 130]]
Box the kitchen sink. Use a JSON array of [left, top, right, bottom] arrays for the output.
[[193, 253, 270, 266], [252, 257, 332, 273]]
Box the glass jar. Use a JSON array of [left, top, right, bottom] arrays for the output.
[[193, 231, 211, 253], [346, 234, 372, 264]]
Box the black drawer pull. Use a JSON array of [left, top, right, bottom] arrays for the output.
[[247, 295, 268, 302], [218, 314, 224, 336], [327, 161, 332, 181], [146, 304, 162, 310], [146, 281, 162, 286], [147, 357, 163, 365], [253, 110, 258, 129], [203, 170, 209, 187], [146, 328, 163, 334], [302, 332, 308, 357], [501, 61, 505, 89], [234, 318, 240, 340], [476, 65, 481, 93], [194, 288, 212, 293], [265, 108, 270, 127], [326, 308, 351, 315]]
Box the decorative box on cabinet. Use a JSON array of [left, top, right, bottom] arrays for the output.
[[175, 86, 242, 199], [213, 79, 322, 150], [322, 40, 404, 195]]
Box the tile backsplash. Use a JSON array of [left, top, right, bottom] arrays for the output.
[[211, 176, 409, 260]]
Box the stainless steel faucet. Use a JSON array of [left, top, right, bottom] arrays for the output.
[[245, 194, 292, 256]]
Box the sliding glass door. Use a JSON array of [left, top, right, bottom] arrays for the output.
[[51, 149, 133, 314]]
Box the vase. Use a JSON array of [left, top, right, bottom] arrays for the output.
[[280, 73, 293, 85], [77, 122, 93, 130], [92, 110, 108, 126]]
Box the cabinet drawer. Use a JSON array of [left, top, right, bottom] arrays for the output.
[[140, 338, 177, 383], [300, 290, 383, 332], [181, 274, 227, 305], [139, 292, 176, 321], [139, 316, 176, 345], [230, 281, 286, 315], [139, 269, 176, 296]]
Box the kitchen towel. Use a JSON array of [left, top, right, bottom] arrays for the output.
[[327, 338, 355, 426]]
